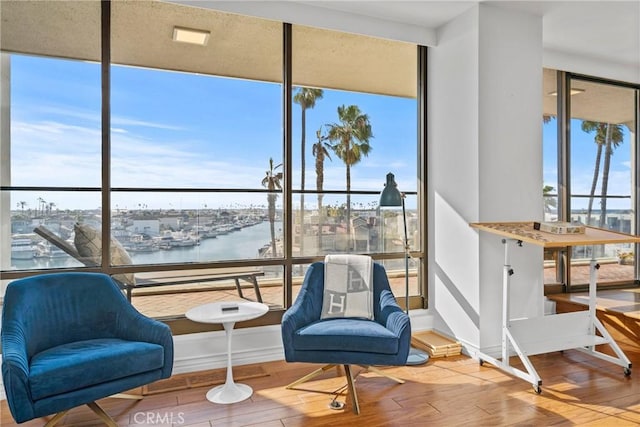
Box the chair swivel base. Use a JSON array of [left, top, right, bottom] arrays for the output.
[[285, 364, 404, 414], [44, 402, 118, 427], [43, 393, 142, 427], [406, 347, 430, 365]]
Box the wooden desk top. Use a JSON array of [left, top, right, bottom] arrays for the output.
[[470, 221, 640, 248]]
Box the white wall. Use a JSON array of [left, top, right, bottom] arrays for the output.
[[429, 4, 544, 355], [544, 49, 640, 86], [428, 5, 482, 348]]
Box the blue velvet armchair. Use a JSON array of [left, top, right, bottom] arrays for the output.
[[281, 261, 411, 414], [1, 272, 174, 426]]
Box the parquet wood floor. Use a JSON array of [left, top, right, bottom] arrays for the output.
[[4, 346, 640, 426], [4, 276, 640, 426]]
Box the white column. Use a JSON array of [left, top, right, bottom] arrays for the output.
[[0, 53, 11, 292], [429, 4, 543, 355]]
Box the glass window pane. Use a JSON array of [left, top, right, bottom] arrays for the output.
[[569, 78, 636, 287], [4, 190, 101, 271], [131, 265, 284, 319], [0, 1, 101, 187], [1, 1, 101, 275], [8, 56, 102, 186], [543, 68, 559, 222], [111, 1, 283, 189], [292, 24, 419, 261], [111, 191, 281, 264]]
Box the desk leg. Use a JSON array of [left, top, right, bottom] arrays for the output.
[[205, 321, 254, 404], [478, 239, 542, 393], [575, 257, 631, 374]]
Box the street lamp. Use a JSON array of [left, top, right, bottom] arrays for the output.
[[379, 172, 429, 365]]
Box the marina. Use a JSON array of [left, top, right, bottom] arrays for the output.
[[9, 216, 282, 270]]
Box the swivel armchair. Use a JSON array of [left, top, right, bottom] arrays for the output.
[[1, 272, 174, 426], [281, 261, 411, 414]]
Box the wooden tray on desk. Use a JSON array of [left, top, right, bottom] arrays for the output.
[[470, 221, 640, 248]]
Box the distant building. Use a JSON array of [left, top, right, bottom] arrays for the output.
[[127, 219, 160, 236]]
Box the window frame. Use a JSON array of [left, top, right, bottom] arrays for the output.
[[0, 1, 428, 333], [550, 70, 640, 292]]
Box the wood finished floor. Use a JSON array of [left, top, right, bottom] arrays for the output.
[[4, 346, 640, 427], [5, 287, 640, 426]]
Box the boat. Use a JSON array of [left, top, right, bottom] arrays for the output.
[[125, 241, 159, 253], [192, 226, 218, 239], [124, 234, 160, 253], [11, 238, 35, 260], [36, 241, 69, 259], [155, 233, 199, 250]]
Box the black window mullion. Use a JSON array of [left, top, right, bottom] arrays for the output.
[[101, 0, 112, 273]]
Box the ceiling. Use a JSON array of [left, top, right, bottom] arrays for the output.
[[0, 0, 417, 97], [300, 1, 640, 71]]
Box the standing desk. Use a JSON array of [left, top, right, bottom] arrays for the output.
[[470, 221, 640, 393]]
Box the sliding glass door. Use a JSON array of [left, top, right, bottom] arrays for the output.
[[543, 70, 639, 290], [568, 76, 637, 288]]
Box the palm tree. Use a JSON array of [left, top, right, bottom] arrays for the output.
[[325, 105, 373, 250], [543, 185, 557, 215], [261, 158, 283, 257], [37, 197, 46, 216], [312, 128, 332, 251], [16, 201, 27, 216], [598, 123, 624, 228], [581, 121, 624, 227], [293, 87, 323, 256]]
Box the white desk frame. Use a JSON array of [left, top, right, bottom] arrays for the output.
[[471, 222, 635, 393]]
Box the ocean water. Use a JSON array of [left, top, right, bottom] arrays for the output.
[[11, 221, 282, 270]]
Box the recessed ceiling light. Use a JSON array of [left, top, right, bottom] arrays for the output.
[[548, 88, 586, 96], [172, 26, 210, 46]]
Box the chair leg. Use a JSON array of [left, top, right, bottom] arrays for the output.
[[343, 365, 360, 415], [361, 365, 405, 384], [111, 392, 144, 400], [87, 402, 119, 427], [43, 410, 68, 427], [286, 364, 338, 389]]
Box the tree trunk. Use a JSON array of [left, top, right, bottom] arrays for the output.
[[346, 163, 351, 252], [587, 142, 603, 225], [268, 195, 277, 257], [599, 124, 613, 230]]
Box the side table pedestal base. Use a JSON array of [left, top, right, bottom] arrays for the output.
[[206, 382, 253, 404]]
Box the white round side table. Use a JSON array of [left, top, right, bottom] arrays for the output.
[[185, 301, 269, 404]]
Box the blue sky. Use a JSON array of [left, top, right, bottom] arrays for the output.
[[542, 118, 633, 210], [10, 54, 417, 210], [10, 54, 633, 212]]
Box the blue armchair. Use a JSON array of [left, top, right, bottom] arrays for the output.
[[281, 261, 411, 414], [1, 272, 174, 426]]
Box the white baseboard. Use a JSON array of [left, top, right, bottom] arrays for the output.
[[172, 324, 284, 375]]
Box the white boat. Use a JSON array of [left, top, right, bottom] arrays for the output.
[[11, 238, 35, 260], [36, 241, 68, 259], [155, 234, 199, 249]]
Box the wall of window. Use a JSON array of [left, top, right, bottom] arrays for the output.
[[0, 1, 426, 326], [543, 68, 640, 291]]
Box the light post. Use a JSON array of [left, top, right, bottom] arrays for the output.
[[379, 172, 428, 365]]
